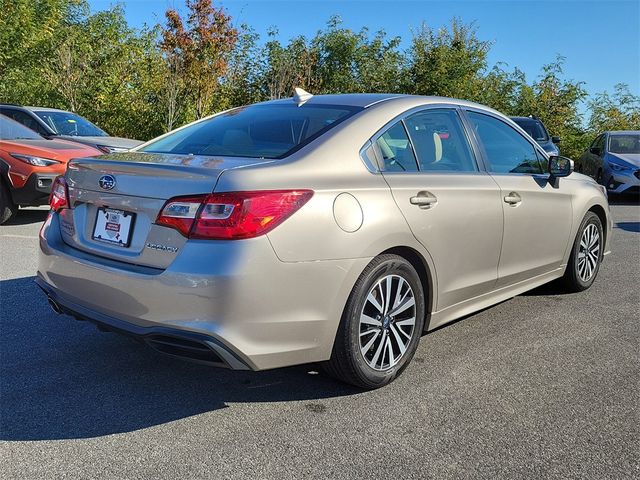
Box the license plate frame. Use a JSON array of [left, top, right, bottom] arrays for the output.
[[92, 207, 136, 247]]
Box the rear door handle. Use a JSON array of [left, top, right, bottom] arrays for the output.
[[410, 192, 438, 209], [503, 192, 522, 205]]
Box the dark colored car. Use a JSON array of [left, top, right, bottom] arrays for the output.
[[0, 114, 101, 223], [0, 104, 143, 153], [510, 116, 560, 156], [576, 131, 640, 195]]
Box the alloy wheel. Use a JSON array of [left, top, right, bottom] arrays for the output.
[[359, 274, 416, 371], [577, 223, 600, 282]]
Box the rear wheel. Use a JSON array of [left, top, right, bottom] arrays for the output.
[[561, 212, 603, 292], [323, 254, 425, 389], [0, 180, 17, 225]]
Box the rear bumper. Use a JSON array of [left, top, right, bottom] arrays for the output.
[[37, 212, 370, 370], [35, 276, 251, 370]]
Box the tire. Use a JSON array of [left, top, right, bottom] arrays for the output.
[[0, 180, 17, 225], [595, 169, 603, 184], [561, 212, 603, 292], [323, 254, 425, 389]]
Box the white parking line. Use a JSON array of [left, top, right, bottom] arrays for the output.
[[1, 234, 39, 239]]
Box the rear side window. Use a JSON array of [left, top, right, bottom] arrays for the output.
[[404, 109, 477, 172], [374, 122, 418, 172], [467, 112, 543, 174], [142, 104, 361, 159]]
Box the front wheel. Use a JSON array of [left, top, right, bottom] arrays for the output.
[[561, 212, 603, 292], [323, 254, 425, 389], [0, 180, 17, 225]]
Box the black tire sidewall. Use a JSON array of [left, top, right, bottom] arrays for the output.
[[0, 180, 16, 224], [568, 212, 603, 290], [345, 256, 425, 388]]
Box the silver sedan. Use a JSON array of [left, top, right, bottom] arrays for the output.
[[37, 92, 611, 388]]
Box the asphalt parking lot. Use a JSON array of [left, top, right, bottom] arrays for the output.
[[1, 202, 638, 479]]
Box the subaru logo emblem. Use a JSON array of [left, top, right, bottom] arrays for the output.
[[99, 174, 116, 190]]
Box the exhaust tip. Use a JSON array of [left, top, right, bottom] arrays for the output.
[[47, 297, 62, 315]]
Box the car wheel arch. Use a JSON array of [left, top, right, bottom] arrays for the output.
[[587, 204, 608, 248], [379, 245, 435, 331]]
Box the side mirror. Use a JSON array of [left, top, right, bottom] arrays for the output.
[[549, 155, 573, 178], [551, 136, 561, 144], [589, 146, 601, 155]]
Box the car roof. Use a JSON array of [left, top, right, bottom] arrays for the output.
[[258, 93, 500, 112], [606, 130, 640, 135], [0, 104, 72, 114], [23, 106, 72, 113]]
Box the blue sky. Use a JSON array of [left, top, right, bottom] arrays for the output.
[[88, 0, 640, 102]]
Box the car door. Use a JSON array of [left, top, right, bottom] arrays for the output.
[[375, 107, 503, 311], [463, 109, 573, 288]]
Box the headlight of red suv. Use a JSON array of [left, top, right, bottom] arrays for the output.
[[10, 153, 61, 167]]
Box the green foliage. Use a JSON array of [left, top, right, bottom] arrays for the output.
[[588, 83, 640, 133], [407, 19, 490, 99], [0, 1, 635, 157]]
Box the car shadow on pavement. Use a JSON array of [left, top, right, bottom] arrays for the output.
[[0, 276, 361, 441], [3, 208, 49, 226], [614, 222, 640, 233]]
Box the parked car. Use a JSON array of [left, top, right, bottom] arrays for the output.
[[510, 116, 560, 155], [0, 114, 101, 224], [36, 92, 611, 389], [0, 104, 143, 153], [576, 131, 640, 195]]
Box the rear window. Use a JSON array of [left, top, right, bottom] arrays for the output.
[[141, 103, 362, 159]]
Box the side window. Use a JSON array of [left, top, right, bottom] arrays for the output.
[[2, 110, 46, 135], [467, 111, 543, 174], [404, 109, 477, 172], [596, 135, 606, 152], [374, 122, 418, 172]]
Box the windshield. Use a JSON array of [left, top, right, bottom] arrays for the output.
[[141, 103, 362, 159], [609, 134, 640, 154], [0, 114, 43, 140], [34, 110, 107, 137], [512, 118, 549, 142]]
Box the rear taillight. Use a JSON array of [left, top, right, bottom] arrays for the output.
[[49, 176, 69, 212], [156, 190, 314, 240]]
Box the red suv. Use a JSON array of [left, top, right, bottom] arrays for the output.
[[0, 114, 101, 223]]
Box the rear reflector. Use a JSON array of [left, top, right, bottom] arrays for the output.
[[49, 176, 69, 211], [157, 190, 314, 240]]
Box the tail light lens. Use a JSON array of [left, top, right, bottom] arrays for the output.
[[157, 190, 314, 240], [49, 176, 69, 211]]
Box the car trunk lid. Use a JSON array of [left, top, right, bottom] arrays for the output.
[[59, 152, 270, 268]]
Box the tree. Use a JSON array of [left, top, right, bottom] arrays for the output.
[[588, 83, 640, 133], [160, 0, 238, 119], [406, 19, 490, 100]]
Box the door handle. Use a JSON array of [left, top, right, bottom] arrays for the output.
[[410, 192, 438, 209], [503, 192, 522, 206]]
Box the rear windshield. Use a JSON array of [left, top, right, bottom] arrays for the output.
[[609, 134, 640, 154], [141, 103, 362, 159], [511, 118, 549, 142], [34, 110, 108, 137], [0, 114, 43, 140]]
